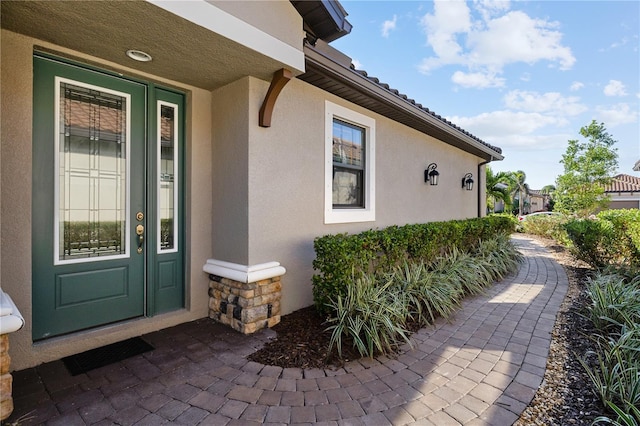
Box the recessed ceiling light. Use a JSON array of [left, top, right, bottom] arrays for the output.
[[126, 49, 152, 62]]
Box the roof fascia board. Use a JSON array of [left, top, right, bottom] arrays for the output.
[[148, 0, 305, 74], [304, 44, 503, 161], [320, 0, 353, 40]]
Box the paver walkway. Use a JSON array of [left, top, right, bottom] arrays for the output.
[[6, 235, 568, 425]]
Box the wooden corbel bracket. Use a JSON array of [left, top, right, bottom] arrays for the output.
[[259, 68, 293, 128]]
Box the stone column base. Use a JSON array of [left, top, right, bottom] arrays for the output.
[[208, 275, 282, 334]]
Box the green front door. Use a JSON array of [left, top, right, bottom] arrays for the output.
[[32, 55, 184, 340]]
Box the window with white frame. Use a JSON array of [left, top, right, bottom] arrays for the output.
[[324, 101, 375, 224]]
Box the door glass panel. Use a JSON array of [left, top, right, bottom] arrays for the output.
[[158, 102, 178, 252], [56, 80, 129, 263]]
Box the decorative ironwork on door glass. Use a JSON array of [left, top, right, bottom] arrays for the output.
[[158, 102, 178, 252], [57, 80, 129, 262]]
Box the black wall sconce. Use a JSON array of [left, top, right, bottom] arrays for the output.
[[462, 173, 474, 191], [424, 163, 439, 186]]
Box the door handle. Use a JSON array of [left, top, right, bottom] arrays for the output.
[[136, 224, 144, 253]]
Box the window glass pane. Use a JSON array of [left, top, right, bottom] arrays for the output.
[[159, 104, 176, 251], [332, 119, 365, 208], [59, 82, 127, 261], [332, 119, 364, 167], [333, 167, 363, 207]]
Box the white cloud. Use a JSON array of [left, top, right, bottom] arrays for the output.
[[603, 80, 628, 97], [504, 90, 587, 116], [418, 1, 575, 87], [466, 11, 575, 71], [599, 36, 631, 52], [419, 1, 471, 72], [351, 59, 363, 70], [448, 110, 567, 143], [570, 81, 584, 91], [381, 15, 397, 38], [451, 70, 505, 88], [487, 132, 571, 150], [473, 0, 511, 13], [520, 72, 531, 82], [595, 103, 637, 126]]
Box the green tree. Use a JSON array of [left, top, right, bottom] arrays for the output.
[[554, 121, 618, 216], [485, 166, 513, 213], [541, 185, 556, 211], [509, 170, 529, 215]]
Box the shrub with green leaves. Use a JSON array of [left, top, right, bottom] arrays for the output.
[[563, 210, 640, 269], [312, 216, 515, 313], [598, 209, 640, 267], [521, 214, 570, 243], [325, 235, 522, 359], [563, 218, 618, 268]]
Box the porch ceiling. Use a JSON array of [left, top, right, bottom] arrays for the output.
[[1, 1, 296, 91]]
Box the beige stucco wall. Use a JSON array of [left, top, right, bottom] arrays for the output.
[[608, 198, 640, 210], [209, 0, 303, 50], [0, 29, 213, 370], [245, 77, 486, 314], [210, 78, 251, 264]]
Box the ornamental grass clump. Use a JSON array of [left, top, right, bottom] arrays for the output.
[[580, 271, 640, 425], [390, 260, 461, 325], [473, 234, 524, 281], [580, 327, 640, 424], [585, 274, 640, 333], [325, 273, 412, 359]]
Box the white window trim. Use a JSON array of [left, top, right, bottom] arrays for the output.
[[157, 100, 179, 254], [53, 77, 131, 265], [324, 101, 375, 224]]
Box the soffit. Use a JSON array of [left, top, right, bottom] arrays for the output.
[[299, 43, 503, 162], [1, 0, 296, 91]]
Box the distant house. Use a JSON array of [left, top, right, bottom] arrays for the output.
[[526, 189, 551, 213], [1, 0, 503, 370], [511, 188, 550, 215], [604, 174, 640, 210]]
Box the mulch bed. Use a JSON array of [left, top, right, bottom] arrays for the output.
[[249, 235, 607, 423]]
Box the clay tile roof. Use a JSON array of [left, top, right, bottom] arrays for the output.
[[604, 174, 640, 193]]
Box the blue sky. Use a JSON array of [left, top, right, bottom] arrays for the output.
[[331, 0, 640, 190]]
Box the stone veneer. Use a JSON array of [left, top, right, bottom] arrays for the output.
[[208, 274, 281, 334], [0, 334, 12, 420]]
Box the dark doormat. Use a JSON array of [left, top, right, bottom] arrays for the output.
[[62, 337, 154, 376]]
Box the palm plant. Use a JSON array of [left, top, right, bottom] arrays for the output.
[[510, 170, 530, 215], [541, 184, 556, 210], [485, 166, 514, 213]]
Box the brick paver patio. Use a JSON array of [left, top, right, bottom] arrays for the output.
[[6, 234, 568, 425]]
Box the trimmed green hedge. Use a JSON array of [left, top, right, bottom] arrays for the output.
[[312, 215, 515, 313], [563, 209, 640, 269]]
